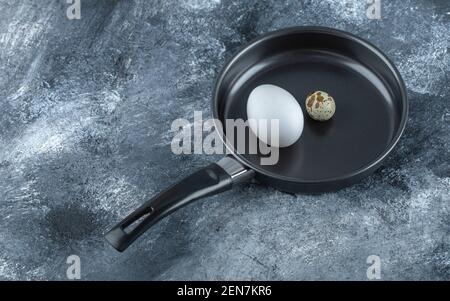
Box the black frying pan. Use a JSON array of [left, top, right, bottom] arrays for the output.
[[105, 27, 408, 252]]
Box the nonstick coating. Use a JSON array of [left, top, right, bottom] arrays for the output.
[[213, 27, 408, 193]]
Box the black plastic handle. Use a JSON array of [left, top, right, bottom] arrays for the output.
[[105, 159, 252, 252]]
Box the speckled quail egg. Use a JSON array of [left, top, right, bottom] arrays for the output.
[[305, 91, 336, 121]]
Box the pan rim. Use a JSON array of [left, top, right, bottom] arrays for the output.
[[212, 26, 408, 184]]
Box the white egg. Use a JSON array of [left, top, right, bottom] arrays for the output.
[[247, 84, 304, 148]]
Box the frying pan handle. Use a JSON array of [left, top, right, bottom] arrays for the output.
[[104, 156, 254, 252]]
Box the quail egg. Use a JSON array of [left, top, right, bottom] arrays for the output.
[[305, 91, 336, 121]]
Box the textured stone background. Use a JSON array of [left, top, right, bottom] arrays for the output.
[[0, 0, 448, 280]]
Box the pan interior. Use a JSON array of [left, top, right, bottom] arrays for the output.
[[218, 31, 403, 181]]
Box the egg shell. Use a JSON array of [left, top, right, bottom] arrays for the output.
[[247, 84, 304, 147], [305, 91, 336, 121]]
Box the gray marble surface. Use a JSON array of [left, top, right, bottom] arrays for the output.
[[0, 0, 449, 280]]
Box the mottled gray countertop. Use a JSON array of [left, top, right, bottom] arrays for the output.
[[0, 0, 448, 280]]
